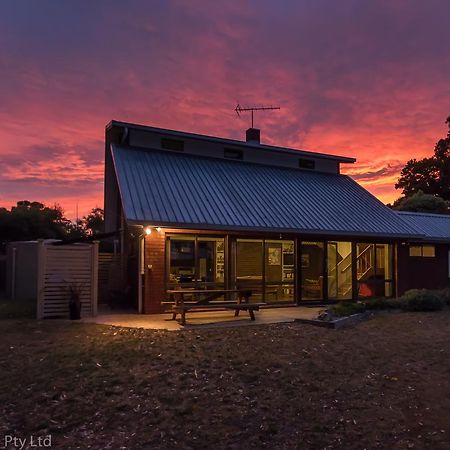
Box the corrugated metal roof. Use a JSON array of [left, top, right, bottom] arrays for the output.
[[111, 144, 422, 238], [396, 212, 450, 241]]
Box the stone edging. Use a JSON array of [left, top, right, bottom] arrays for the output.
[[294, 311, 372, 329]]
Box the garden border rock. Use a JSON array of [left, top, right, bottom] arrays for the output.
[[295, 311, 372, 329]]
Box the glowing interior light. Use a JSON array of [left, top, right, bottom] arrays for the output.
[[145, 227, 152, 235], [156, 227, 161, 232]]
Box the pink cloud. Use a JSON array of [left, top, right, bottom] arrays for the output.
[[0, 0, 448, 218]]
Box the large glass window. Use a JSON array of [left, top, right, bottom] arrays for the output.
[[300, 242, 325, 300], [168, 237, 195, 284], [234, 238, 295, 303], [328, 241, 353, 300], [265, 240, 295, 303], [356, 243, 394, 298], [235, 239, 264, 302], [167, 236, 225, 289], [356, 243, 375, 298], [377, 244, 394, 297]]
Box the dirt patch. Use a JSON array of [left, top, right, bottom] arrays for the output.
[[0, 312, 449, 449]]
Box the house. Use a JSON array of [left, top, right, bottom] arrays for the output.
[[104, 120, 450, 314], [395, 212, 450, 293]]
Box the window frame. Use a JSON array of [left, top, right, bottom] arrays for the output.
[[408, 244, 436, 258]]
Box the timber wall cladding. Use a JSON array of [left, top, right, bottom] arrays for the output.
[[98, 252, 117, 304], [37, 242, 99, 319]]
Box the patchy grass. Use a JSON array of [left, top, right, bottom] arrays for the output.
[[0, 297, 36, 319], [0, 313, 449, 449]]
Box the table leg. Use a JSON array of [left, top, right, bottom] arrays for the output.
[[235, 293, 242, 316], [249, 309, 255, 321]]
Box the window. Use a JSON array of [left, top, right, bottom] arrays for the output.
[[409, 246, 422, 257], [167, 236, 225, 286], [409, 245, 435, 257], [224, 148, 243, 160], [299, 158, 315, 170], [422, 245, 436, 257], [161, 137, 184, 151]]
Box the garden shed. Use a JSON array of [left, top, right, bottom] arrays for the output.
[[6, 240, 99, 319]]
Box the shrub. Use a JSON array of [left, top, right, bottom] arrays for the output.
[[437, 288, 450, 306], [0, 298, 36, 319], [362, 298, 402, 310], [328, 301, 366, 317], [400, 289, 444, 312]]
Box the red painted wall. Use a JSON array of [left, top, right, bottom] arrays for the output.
[[143, 230, 166, 313], [397, 243, 450, 296]]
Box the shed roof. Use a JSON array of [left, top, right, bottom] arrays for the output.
[[396, 211, 450, 242], [111, 144, 421, 239]]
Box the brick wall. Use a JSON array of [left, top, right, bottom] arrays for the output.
[[143, 230, 166, 313]]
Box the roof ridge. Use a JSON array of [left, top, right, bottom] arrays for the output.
[[396, 211, 450, 218]]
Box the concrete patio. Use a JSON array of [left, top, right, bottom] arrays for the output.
[[82, 305, 325, 331]]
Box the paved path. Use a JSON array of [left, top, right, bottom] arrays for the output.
[[82, 306, 324, 331]]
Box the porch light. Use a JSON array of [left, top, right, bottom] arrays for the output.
[[156, 227, 161, 232], [145, 227, 152, 235]]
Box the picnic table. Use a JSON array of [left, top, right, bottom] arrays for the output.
[[166, 289, 265, 325]]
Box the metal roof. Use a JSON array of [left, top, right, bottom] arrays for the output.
[[111, 144, 422, 238], [396, 212, 450, 242], [107, 120, 356, 163]]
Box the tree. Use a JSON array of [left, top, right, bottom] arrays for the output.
[[392, 190, 449, 214], [0, 202, 105, 243], [395, 116, 450, 200], [0, 201, 71, 242], [81, 207, 104, 236]]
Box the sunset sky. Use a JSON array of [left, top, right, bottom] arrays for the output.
[[1, 1, 449, 219]]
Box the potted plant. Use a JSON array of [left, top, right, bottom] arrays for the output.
[[65, 280, 85, 320]]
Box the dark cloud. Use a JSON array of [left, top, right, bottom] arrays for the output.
[[349, 163, 405, 182]]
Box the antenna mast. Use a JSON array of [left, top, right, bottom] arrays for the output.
[[235, 104, 280, 128]]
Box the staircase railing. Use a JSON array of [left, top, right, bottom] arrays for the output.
[[329, 245, 375, 298]]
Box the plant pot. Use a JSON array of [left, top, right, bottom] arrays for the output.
[[69, 301, 81, 320]]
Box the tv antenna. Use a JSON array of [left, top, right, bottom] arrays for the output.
[[235, 104, 280, 128]]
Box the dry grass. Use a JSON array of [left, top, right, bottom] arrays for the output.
[[0, 312, 449, 449]]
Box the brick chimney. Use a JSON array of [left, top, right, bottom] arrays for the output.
[[246, 128, 260, 144]]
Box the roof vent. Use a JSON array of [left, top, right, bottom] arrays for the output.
[[246, 128, 260, 144]]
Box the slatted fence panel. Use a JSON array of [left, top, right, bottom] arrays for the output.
[[98, 252, 114, 304], [37, 242, 98, 319]]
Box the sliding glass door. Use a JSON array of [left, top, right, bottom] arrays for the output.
[[327, 241, 353, 300], [234, 238, 295, 304], [234, 239, 264, 302], [356, 243, 394, 298], [300, 242, 325, 301], [264, 240, 295, 303]]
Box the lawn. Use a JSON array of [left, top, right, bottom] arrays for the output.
[[0, 312, 449, 449]]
